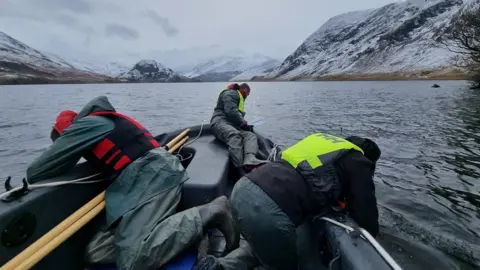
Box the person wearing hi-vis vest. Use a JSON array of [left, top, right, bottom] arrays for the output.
[[196, 133, 381, 270], [210, 83, 267, 171]]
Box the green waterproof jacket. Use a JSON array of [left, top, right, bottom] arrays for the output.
[[26, 95, 189, 227], [210, 88, 246, 127]]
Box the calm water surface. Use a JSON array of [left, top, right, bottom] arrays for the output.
[[0, 81, 479, 269]]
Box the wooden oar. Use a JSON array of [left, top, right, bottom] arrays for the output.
[[1, 130, 190, 270], [15, 201, 106, 270], [166, 129, 190, 150], [168, 136, 189, 153], [0, 192, 105, 270]]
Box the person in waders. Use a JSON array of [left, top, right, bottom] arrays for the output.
[[197, 133, 381, 270], [26, 96, 239, 270], [210, 83, 267, 172]]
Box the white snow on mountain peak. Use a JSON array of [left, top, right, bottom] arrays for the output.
[[181, 54, 281, 80], [67, 59, 131, 77], [118, 59, 190, 82], [231, 59, 281, 81], [136, 59, 166, 70], [266, 0, 467, 79], [0, 31, 74, 70]]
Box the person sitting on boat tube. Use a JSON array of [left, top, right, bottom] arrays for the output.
[[210, 83, 267, 171], [26, 96, 240, 270], [197, 133, 381, 270]]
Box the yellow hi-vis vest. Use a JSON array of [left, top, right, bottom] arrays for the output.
[[281, 133, 364, 170], [214, 88, 245, 112]]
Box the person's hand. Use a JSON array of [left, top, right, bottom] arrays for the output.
[[240, 122, 254, 132]]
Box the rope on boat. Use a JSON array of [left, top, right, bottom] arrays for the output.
[[0, 173, 105, 200], [0, 124, 206, 200], [176, 121, 205, 162], [320, 217, 403, 270], [267, 143, 285, 162]]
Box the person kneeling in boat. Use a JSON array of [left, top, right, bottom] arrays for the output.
[[210, 83, 266, 171], [26, 96, 239, 270], [197, 133, 381, 270]]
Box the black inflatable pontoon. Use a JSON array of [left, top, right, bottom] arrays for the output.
[[0, 124, 398, 270]]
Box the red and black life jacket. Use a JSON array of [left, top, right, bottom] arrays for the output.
[[76, 111, 160, 172]]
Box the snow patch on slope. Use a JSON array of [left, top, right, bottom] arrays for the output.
[[231, 59, 281, 81], [68, 59, 130, 77], [0, 31, 74, 70], [267, 0, 465, 79], [120, 59, 189, 82], [182, 53, 281, 81]]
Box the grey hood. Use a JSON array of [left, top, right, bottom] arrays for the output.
[[75, 96, 116, 120]]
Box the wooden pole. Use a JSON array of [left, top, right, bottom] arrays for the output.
[[1, 130, 190, 270], [0, 192, 105, 270], [168, 136, 189, 153], [15, 201, 106, 270], [166, 129, 190, 150]]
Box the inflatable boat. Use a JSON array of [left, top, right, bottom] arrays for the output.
[[0, 124, 401, 270]]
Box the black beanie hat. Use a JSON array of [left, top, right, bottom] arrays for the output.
[[346, 136, 381, 163]]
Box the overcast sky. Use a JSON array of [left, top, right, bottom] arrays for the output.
[[0, 0, 399, 67]]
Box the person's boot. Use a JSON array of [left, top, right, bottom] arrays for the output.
[[195, 255, 222, 270], [243, 153, 268, 166], [242, 153, 268, 173], [197, 196, 240, 252]]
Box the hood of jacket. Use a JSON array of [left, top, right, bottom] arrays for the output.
[[75, 95, 116, 120]]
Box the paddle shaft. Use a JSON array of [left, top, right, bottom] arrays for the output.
[[0, 192, 105, 270], [1, 130, 189, 270], [15, 201, 106, 270], [166, 129, 190, 150]]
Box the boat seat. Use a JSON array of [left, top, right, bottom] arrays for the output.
[[178, 135, 231, 209]]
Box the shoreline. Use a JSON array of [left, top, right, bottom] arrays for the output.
[[249, 70, 469, 82], [0, 70, 470, 85]]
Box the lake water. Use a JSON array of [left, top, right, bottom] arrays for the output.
[[0, 81, 479, 269]]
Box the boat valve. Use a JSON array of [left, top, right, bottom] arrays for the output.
[[2, 177, 30, 202]]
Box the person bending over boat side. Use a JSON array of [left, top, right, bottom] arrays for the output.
[[196, 133, 381, 270], [25, 96, 239, 270], [210, 83, 267, 171]]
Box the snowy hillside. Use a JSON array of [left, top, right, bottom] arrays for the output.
[[0, 31, 112, 84], [68, 60, 130, 77], [265, 0, 469, 79], [181, 54, 281, 81], [0, 31, 75, 70], [119, 60, 194, 82], [231, 59, 281, 81]]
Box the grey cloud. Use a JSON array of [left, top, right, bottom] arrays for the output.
[[38, 0, 92, 14], [145, 10, 179, 37], [55, 14, 78, 26], [0, 7, 94, 35], [10, 0, 93, 14], [104, 23, 139, 40]]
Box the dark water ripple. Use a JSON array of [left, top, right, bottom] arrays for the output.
[[0, 81, 479, 269]]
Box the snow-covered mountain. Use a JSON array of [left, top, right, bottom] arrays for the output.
[[231, 59, 281, 81], [119, 60, 194, 82], [0, 32, 74, 70], [68, 60, 130, 77], [265, 0, 471, 80], [181, 54, 281, 81], [0, 31, 113, 84]]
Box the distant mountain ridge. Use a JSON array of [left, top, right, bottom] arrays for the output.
[[67, 59, 130, 77], [0, 31, 113, 84], [0, 31, 197, 84], [180, 54, 281, 81], [231, 59, 281, 81], [261, 0, 471, 80], [119, 60, 195, 82]]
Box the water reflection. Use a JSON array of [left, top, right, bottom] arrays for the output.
[[1, 81, 479, 268], [433, 89, 480, 222]]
